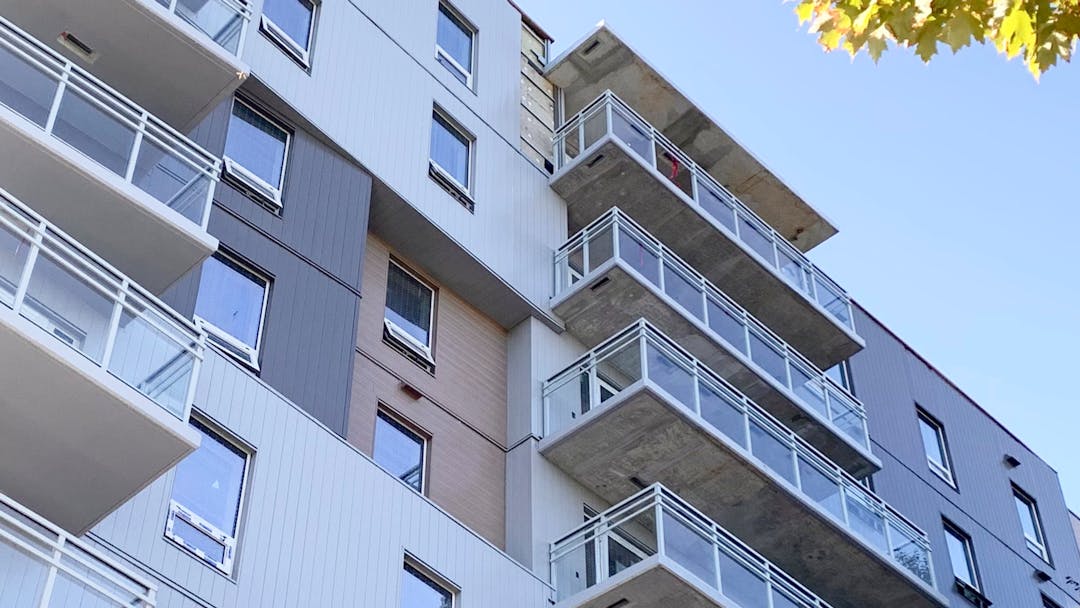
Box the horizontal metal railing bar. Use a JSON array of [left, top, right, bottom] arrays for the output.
[[552, 91, 854, 330]]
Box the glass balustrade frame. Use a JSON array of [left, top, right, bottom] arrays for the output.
[[552, 90, 855, 332], [154, 0, 253, 56], [542, 320, 935, 588]]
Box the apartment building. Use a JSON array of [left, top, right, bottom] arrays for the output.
[[0, 2, 1076, 608]]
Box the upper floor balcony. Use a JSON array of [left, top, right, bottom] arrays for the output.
[[0, 17, 220, 293], [552, 208, 875, 476], [4, 0, 251, 129], [541, 321, 946, 608], [550, 92, 860, 368], [0, 492, 157, 607], [0, 187, 203, 535], [551, 484, 844, 608]]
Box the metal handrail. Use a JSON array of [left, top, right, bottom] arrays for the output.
[[552, 90, 855, 332], [0, 186, 205, 422], [554, 207, 868, 448], [0, 491, 157, 606], [542, 320, 935, 587], [0, 17, 221, 230], [550, 483, 837, 607]]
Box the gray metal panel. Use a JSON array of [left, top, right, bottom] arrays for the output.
[[850, 305, 1080, 607], [90, 350, 554, 608]]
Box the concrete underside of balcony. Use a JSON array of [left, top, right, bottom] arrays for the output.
[[0, 105, 218, 294], [4, 0, 247, 129], [546, 24, 835, 252], [552, 260, 877, 477], [558, 557, 721, 608], [0, 305, 199, 535], [553, 138, 861, 370], [540, 385, 946, 608]]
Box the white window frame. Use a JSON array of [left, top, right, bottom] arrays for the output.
[[1014, 486, 1050, 562], [918, 409, 955, 487], [429, 107, 474, 197], [403, 555, 459, 608], [943, 520, 981, 591], [164, 417, 252, 577], [384, 260, 436, 364], [375, 408, 430, 495], [435, 1, 476, 89], [259, 0, 316, 67], [222, 98, 291, 210], [194, 252, 271, 370]]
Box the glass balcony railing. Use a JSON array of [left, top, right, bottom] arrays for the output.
[[0, 492, 156, 607], [154, 0, 253, 55], [555, 208, 869, 449], [0, 17, 220, 229], [0, 187, 205, 421], [552, 483, 839, 607], [553, 91, 854, 331], [543, 321, 935, 587]]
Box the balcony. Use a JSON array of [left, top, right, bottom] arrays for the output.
[[4, 0, 250, 129], [546, 24, 835, 251], [0, 492, 157, 607], [551, 484, 842, 608], [552, 209, 875, 475], [0, 17, 219, 293], [541, 321, 946, 608], [551, 92, 860, 368], [0, 187, 203, 535]]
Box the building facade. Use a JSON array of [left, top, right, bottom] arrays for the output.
[[0, 2, 1076, 608]]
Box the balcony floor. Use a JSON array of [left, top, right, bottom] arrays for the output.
[[0, 304, 200, 535], [552, 137, 861, 370], [552, 261, 877, 477], [540, 385, 945, 608]]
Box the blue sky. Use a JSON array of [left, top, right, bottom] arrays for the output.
[[517, 0, 1080, 509]]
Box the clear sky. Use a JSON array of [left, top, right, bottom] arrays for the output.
[[517, 0, 1080, 509]]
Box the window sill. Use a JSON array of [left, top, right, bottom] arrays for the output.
[[954, 578, 991, 607], [428, 161, 474, 212]]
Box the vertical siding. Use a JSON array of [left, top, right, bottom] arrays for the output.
[[851, 305, 1080, 607], [90, 351, 553, 608]]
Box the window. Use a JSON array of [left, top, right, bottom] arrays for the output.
[[384, 260, 435, 363], [374, 410, 428, 493], [944, 521, 980, 590], [165, 417, 251, 575], [223, 98, 291, 208], [917, 409, 955, 486], [429, 108, 474, 207], [825, 360, 852, 392], [194, 252, 270, 369], [435, 2, 475, 87], [402, 559, 456, 608], [1014, 486, 1050, 561], [261, 0, 316, 65]]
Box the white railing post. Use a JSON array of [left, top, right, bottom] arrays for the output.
[[124, 111, 148, 182], [12, 225, 44, 314], [100, 279, 128, 369], [43, 65, 71, 136], [36, 537, 63, 608]]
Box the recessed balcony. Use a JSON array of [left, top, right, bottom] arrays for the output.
[[541, 321, 946, 608], [0, 188, 203, 535], [552, 208, 875, 475], [550, 92, 860, 368], [3, 0, 250, 129], [0, 492, 158, 606], [551, 484, 845, 608], [0, 17, 219, 293]]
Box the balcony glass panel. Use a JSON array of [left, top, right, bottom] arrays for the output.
[[553, 91, 855, 331], [0, 19, 220, 230], [554, 209, 869, 448], [543, 322, 935, 586], [0, 188, 204, 421], [157, 0, 251, 55]]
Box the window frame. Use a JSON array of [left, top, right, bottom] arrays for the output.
[[194, 251, 271, 371], [402, 555, 458, 608], [383, 259, 437, 364], [1013, 485, 1051, 562], [374, 408, 430, 494], [943, 520, 981, 591], [917, 408, 956, 487], [164, 415, 253, 577], [428, 106, 475, 205], [260, 0, 317, 67], [222, 97, 292, 210], [434, 1, 477, 89]]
